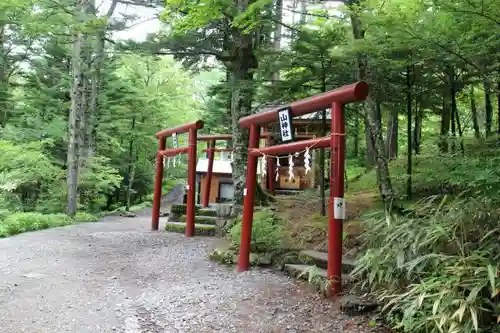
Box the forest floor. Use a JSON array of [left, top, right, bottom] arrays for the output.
[[0, 186, 385, 333]]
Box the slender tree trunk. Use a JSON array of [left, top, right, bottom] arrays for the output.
[[67, 0, 91, 217], [348, 3, 394, 203], [353, 107, 359, 157], [470, 86, 480, 139], [406, 65, 412, 200], [450, 89, 456, 152], [497, 80, 500, 135], [271, 0, 282, 85], [125, 116, 136, 211], [484, 78, 493, 137], [386, 108, 398, 160], [125, 158, 137, 211], [413, 93, 422, 154], [455, 104, 465, 155], [319, 76, 327, 216], [0, 24, 8, 128], [439, 95, 451, 153], [448, 68, 464, 154], [85, 0, 118, 159]]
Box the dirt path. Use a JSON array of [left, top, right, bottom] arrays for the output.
[[0, 198, 380, 333]]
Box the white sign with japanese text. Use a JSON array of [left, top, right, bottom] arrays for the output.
[[278, 107, 294, 142]]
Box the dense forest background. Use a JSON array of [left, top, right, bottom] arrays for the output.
[[1, 0, 499, 331], [2, 0, 500, 215]]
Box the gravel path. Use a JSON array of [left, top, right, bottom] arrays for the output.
[[0, 213, 381, 333]]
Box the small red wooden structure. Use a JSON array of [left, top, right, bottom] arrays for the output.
[[151, 120, 204, 235], [237, 82, 369, 295], [198, 134, 233, 207]]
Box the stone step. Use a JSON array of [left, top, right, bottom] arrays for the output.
[[178, 215, 217, 225], [299, 250, 357, 273], [164, 222, 216, 236], [198, 208, 217, 217]]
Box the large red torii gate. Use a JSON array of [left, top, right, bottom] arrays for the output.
[[237, 82, 369, 295], [151, 120, 203, 235]]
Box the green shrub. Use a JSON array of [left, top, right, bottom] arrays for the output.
[[0, 212, 72, 237], [74, 211, 99, 223], [352, 195, 500, 333], [229, 209, 284, 253]]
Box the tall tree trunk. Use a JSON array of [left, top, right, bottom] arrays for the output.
[[455, 104, 465, 155], [230, 20, 258, 209], [348, 3, 394, 203], [386, 108, 398, 160], [125, 116, 136, 211], [450, 83, 456, 152], [353, 107, 359, 157], [439, 95, 451, 153], [406, 64, 412, 200], [413, 92, 422, 154], [271, 0, 282, 85], [319, 76, 327, 216], [0, 24, 8, 128], [67, 0, 91, 217], [86, 0, 118, 158], [470, 86, 480, 139], [449, 68, 464, 154], [484, 78, 493, 137], [497, 80, 500, 135]]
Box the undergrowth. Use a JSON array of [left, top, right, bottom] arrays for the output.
[[229, 208, 284, 253], [352, 195, 500, 333], [349, 140, 500, 201], [0, 211, 99, 237]]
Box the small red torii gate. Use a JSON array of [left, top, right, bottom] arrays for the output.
[[199, 132, 317, 201], [237, 82, 369, 295], [198, 134, 233, 207], [151, 120, 203, 235]]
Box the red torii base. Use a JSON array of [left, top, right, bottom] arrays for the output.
[[151, 120, 204, 236], [237, 82, 369, 296]]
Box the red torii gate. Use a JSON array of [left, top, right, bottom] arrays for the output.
[[198, 134, 233, 207], [237, 82, 369, 295], [151, 120, 203, 235], [199, 132, 316, 203]]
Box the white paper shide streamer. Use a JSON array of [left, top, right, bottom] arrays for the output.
[[230, 151, 234, 163], [166, 157, 171, 168], [288, 154, 294, 181], [275, 157, 281, 182], [304, 147, 311, 174], [261, 155, 267, 176]]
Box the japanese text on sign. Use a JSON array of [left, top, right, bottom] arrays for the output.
[[278, 107, 293, 142]]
